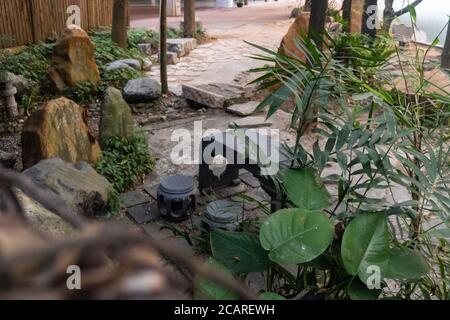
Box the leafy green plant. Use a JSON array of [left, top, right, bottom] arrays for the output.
[[104, 188, 122, 217], [211, 230, 269, 274], [63, 80, 102, 105], [194, 258, 239, 300], [127, 28, 159, 49], [96, 133, 154, 194], [200, 28, 448, 300], [0, 42, 53, 83], [102, 68, 142, 89], [90, 29, 146, 67]]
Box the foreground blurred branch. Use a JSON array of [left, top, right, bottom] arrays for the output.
[[0, 166, 257, 300]]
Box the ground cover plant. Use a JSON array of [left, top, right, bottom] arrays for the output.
[[0, 26, 195, 108]]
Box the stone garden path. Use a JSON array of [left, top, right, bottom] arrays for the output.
[[142, 2, 295, 92]]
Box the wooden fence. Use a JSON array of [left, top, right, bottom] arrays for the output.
[[0, 0, 116, 48]]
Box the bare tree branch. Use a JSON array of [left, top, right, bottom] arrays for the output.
[[0, 167, 257, 300], [393, 0, 423, 17], [0, 168, 87, 229]]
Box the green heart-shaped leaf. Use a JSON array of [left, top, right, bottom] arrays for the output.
[[194, 258, 239, 300], [282, 168, 331, 210], [211, 230, 269, 274], [341, 213, 390, 283], [260, 208, 334, 265], [384, 247, 429, 280]]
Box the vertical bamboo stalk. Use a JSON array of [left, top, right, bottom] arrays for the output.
[[160, 0, 169, 94]]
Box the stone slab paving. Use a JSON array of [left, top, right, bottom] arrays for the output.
[[146, 11, 292, 92], [227, 101, 259, 116], [229, 116, 273, 128], [120, 190, 151, 208], [182, 83, 248, 109], [127, 202, 160, 224]]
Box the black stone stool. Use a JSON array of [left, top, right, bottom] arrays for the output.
[[198, 130, 288, 212], [157, 175, 196, 222]]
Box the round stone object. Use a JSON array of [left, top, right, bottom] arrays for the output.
[[157, 175, 196, 222]]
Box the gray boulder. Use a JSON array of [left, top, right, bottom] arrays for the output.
[[23, 158, 112, 218], [123, 77, 161, 103], [16, 189, 74, 235], [100, 87, 135, 144], [106, 59, 142, 72]]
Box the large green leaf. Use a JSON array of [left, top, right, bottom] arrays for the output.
[[341, 213, 390, 283], [384, 247, 429, 280], [260, 292, 287, 300], [210, 230, 269, 274], [430, 228, 450, 239], [194, 258, 239, 300], [259, 208, 334, 265], [282, 168, 331, 210], [346, 282, 381, 300]]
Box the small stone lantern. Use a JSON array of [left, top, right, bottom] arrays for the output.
[[0, 72, 19, 120], [201, 200, 242, 233], [157, 175, 196, 222]]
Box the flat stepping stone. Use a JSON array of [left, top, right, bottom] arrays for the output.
[[182, 83, 248, 109], [127, 203, 160, 224], [144, 184, 158, 200], [227, 101, 259, 116], [229, 116, 273, 129], [120, 191, 150, 208]]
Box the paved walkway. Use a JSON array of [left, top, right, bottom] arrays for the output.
[[131, 2, 296, 90]]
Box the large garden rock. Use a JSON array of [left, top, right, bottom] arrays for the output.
[[23, 158, 112, 218], [123, 77, 161, 103], [21, 97, 102, 169], [48, 25, 100, 92], [279, 12, 311, 61], [106, 59, 142, 72], [279, 13, 335, 60], [182, 83, 249, 109], [15, 189, 73, 235], [100, 87, 135, 144]]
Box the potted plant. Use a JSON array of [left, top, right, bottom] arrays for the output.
[[237, 0, 244, 7]]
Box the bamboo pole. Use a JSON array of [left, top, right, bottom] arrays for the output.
[[160, 0, 169, 94]]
